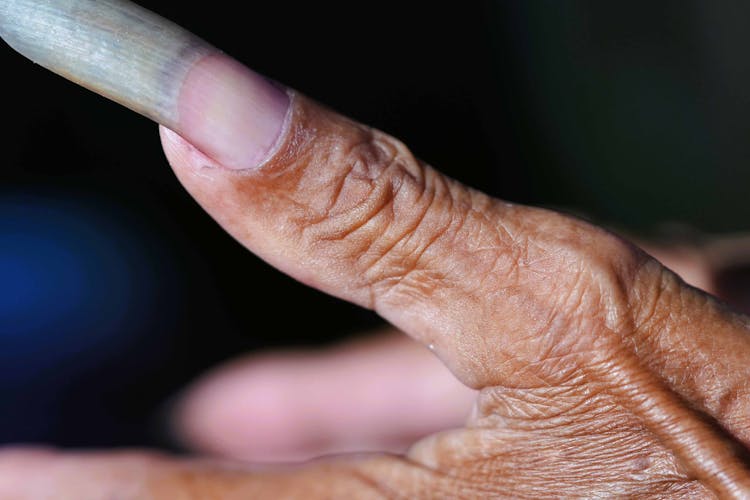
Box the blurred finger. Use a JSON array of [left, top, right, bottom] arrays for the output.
[[0, 447, 434, 499], [174, 329, 475, 462]]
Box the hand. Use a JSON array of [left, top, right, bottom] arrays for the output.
[[3, 3, 750, 498], [172, 235, 750, 465]]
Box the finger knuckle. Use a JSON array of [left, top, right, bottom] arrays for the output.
[[516, 211, 640, 340], [301, 127, 461, 306]]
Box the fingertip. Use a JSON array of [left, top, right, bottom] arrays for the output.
[[173, 353, 320, 463]]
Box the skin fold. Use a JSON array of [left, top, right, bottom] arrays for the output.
[[2, 86, 748, 498]]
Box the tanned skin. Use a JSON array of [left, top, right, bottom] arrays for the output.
[[1, 93, 749, 499]]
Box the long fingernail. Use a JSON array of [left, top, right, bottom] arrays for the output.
[[0, 0, 290, 169]]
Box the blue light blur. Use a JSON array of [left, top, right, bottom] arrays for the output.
[[0, 190, 177, 443], [0, 192, 156, 361]]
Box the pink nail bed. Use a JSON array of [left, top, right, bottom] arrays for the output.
[[178, 54, 291, 170]]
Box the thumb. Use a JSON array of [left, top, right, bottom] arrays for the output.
[[160, 70, 517, 387], [0, 0, 636, 389]]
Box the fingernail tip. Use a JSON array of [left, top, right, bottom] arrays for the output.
[[1, 0, 213, 129]]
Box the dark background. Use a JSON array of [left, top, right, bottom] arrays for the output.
[[1, 1, 749, 450]]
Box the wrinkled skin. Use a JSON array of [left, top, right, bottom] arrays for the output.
[[2, 93, 749, 499]]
